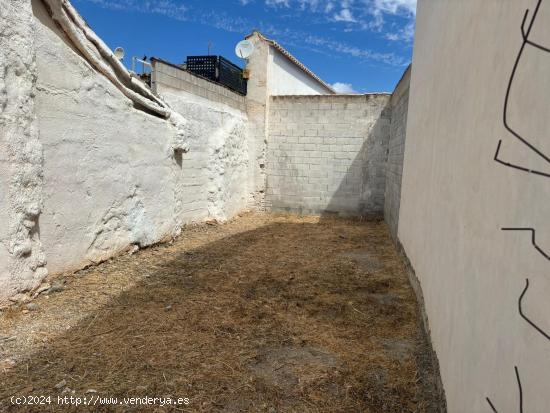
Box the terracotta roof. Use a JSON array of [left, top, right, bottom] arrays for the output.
[[246, 31, 335, 94]]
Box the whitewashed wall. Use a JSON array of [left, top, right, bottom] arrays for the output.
[[152, 60, 251, 221], [0, 0, 47, 303], [267, 48, 331, 96], [0, 0, 252, 305]]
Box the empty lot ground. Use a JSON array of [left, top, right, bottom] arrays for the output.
[[0, 213, 443, 412]]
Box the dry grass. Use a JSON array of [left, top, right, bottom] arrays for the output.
[[0, 212, 443, 412]]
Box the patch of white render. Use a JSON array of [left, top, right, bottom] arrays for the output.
[[0, 0, 48, 303], [206, 116, 249, 221]]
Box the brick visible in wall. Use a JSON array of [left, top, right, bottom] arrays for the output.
[[151, 59, 246, 112], [266, 94, 391, 217], [384, 66, 411, 241]]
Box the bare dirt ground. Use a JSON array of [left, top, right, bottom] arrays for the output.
[[0, 212, 444, 412]]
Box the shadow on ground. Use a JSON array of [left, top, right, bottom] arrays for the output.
[[0, 214, 443, 412]]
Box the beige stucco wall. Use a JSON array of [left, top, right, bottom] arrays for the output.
[[399, 0, 550, 411]]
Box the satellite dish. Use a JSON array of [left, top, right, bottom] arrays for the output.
[[235, 40, 254, 59], [114, 47, 125, 60]]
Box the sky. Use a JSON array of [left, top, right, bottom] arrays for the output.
[[73, 0, 416, 93]]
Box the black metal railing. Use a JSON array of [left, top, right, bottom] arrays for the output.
[[186, 55, 247, 95]]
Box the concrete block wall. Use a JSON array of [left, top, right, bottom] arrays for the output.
[[151, 59, 246, 112], [266, 94, 391, 216], [384, 66, 411, 241]]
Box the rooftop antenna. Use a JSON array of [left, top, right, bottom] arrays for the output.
[[235, 40, 254, 59], [208, 41, 213, 55], [114, 47, 125, 61]]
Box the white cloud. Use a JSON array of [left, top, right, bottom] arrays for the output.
[[385, 20, 415, 41], [331, 82, 357, 93], [86, 0, 187, 20], [265, 0, 291, 7], [333, 8, 356, 22], [372, 0, 416, 16], [324, 1, 334, 13], [82, 0, 410, 67]]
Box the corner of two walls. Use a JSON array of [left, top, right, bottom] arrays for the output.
[[150, 60, 252, 222], [384, 65, 411, 242]]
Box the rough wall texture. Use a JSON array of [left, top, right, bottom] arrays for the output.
[[0, 0, 48, 302], [152, 60, 251, 221], [384, 66, 410, 241], [244, 33, 270, 208], [0, 0, 252, 305], [399, 1, 550, 411], [266, 94, 391, 216]]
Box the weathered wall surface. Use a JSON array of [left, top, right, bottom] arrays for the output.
[[268, 49, 332, 96], [399, 1, 550, 411], [0, 0, 47, 302], [151, 60, 251, 221], [245, 33, 271, 208], [32, 0, 181, 274], [266, 94, 391, 216], [384, 66, 410, 241], [0, 0, 252, 305]]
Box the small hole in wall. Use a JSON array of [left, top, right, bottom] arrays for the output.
[[174, 149, 184, 168], [260, 163, 265, 169]]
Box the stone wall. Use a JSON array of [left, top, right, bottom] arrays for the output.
[[384, 66, 410, 241], [266, 94, 391, 216]]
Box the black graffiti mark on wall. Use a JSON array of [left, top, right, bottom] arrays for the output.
[[488, 1, 550, 410], [486, 366, 523, 413], [493, 0, 550, 177], [494, 141, 550, 177], [519, 278, 550, 341], [501, 227, 550, 261]]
